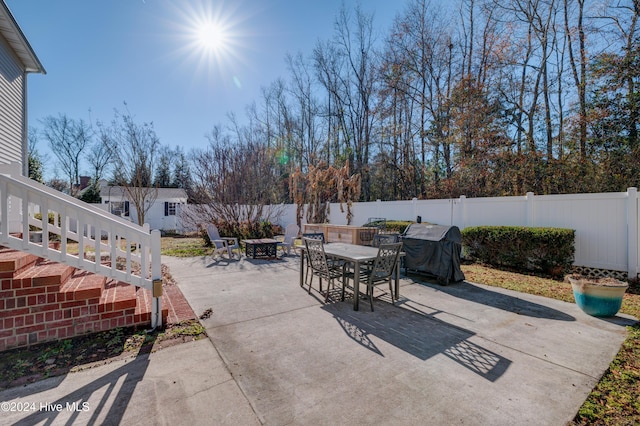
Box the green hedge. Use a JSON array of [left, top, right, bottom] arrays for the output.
[[360, 220, 416, 234], [385, 220, 414, 234], [461, 226, 575, 276]]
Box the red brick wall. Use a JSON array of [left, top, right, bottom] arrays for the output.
[[0, 253, 162, 352]]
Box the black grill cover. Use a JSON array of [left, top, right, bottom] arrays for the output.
[[402, 224, 465, 284]]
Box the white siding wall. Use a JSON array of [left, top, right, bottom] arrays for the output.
[[98, 199, 187, 232], [0, 33, 25, 169], [144, 199, 187, 232]]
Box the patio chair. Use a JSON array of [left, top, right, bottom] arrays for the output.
[[304, 237, 346, 302], [301, 232, 327, 286], [372, 233, 400, 247], [206, 224, 240, 259], [359, 227, 378, 246], [343, 242, 403, 311], [276, 223, 299, 256], [302, 232, 325, 242]]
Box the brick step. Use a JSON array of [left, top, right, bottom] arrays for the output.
[[134, 285, 169, 324], [59, 271, 106, 301], [0, 248, 39, 278], [0, 245, 179, 352], [99, 280, 138, 313], [11, 258, 75, 293]]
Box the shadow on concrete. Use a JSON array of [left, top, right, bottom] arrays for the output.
[[322, 300, 511, 382], [413, 278, 576, 321], [205, 257, 239, 267], [242, 257, 287, 265], [586, 314, 638, 327], [9, 337, 156, 426]]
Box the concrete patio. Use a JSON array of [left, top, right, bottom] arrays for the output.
[[0, 253, 635, 425]]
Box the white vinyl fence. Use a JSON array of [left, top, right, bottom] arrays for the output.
[[182, 188, 639, 278], [274, 188, 639, 278]]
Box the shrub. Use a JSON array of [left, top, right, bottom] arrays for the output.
[[30, 212, 60, 231], [386, 220, 414, 234], [30, 212, 62, 241], [200, 226, 212, 247], [462, 226, 575, 276], [361, 220, 414, 234], [201, 220, 279, 246]]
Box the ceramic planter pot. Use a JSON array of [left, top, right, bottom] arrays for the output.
[[568, 275, 628, 317]]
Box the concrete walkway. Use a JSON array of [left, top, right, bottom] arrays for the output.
[[0, 254, 635, 425]]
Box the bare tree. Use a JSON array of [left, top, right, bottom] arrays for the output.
[[564, 0, 587, 159], [381, 0, 458, 197], [313, 38, 345, 165], [41, 114, 92, 195], [86, 131, 114, 185], [99, 107, 160, 226], [334, 5, 378, 200], [46, 177, 68, 193], [312, 5, 379, 200], [286, 52, 323, 169], [184, 124, 283, 233]]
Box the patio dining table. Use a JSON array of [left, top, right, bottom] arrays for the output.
[[299, 242, 402, 311]]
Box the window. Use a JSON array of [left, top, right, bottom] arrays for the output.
[[110, 201, 129, 217], [165, 202, 177, 216]]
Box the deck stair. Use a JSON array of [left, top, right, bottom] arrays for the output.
[[0, 247, 167, 351]]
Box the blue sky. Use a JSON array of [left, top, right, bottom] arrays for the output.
[[6, 0, 407, 177]]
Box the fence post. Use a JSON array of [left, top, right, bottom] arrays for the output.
[[412, 198, 418, 221], [627, 187, 638, 279], [457, 195, 466, 228], [526, 192, 535, 226]]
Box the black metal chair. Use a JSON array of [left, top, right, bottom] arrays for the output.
[[302, 232, 325, 242], [372, 233, 400, 247], [359, 227, 378, 246], [304, 238, 346, 301], [301, 233, 326, 287], [343, 242, 403, 311]]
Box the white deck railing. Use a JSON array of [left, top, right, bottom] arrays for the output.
[[0, 163, 162, 328]]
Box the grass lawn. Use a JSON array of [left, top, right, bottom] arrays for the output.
[[161, 235, 209, 257]]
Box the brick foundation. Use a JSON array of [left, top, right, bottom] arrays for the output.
[[0, 247, 169, 352]]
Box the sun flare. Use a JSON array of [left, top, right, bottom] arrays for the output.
[[195, 21, 229, 52], [167, 0, 255, 87]]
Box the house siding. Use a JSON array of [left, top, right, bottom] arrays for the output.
[[0, 31, 25, 170], [99, 187, 188, 231]]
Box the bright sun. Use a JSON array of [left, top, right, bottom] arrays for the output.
[[168, 1, 251, 86], [196, 21, 228, 52]]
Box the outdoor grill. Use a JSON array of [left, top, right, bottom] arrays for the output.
[[402, 223, 465, 284]]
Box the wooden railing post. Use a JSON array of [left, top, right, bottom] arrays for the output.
[[151, 229, 162, 329]]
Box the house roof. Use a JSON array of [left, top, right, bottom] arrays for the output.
[[0, 1, 46, 74], [100, 186, 188, 200]]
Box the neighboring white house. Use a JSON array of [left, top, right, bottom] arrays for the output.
[[100, 186, 188, 232], [0, 1, 46, 177]]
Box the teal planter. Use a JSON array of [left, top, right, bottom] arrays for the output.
[[568, 276, 628, 317]]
